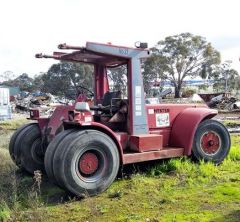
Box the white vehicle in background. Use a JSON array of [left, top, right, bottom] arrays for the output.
[[0, 88, 11, 120]]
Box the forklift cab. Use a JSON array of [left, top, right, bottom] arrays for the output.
[[90, 90, 128, 131], [36, 42, 150, 135]]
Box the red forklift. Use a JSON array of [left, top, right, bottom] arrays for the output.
[[9, 42, 230, 196]]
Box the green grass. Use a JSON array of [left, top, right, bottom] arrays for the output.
[[0, 117, 29, 155], [222, 119, 240, 124], [0, 118, 29, 130], [222, 119, 240, 129], [0, 119, 240, 221]]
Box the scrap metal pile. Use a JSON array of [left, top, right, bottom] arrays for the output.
[[199, 93, 240, 111], [12, 92, 74, 116]]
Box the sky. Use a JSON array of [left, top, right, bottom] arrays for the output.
[[0, 0, 240, 78]]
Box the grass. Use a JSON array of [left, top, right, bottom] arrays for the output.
[[0, 118, 30, 130], [0, 118, 239, 221], [222, 119, 240, 128]]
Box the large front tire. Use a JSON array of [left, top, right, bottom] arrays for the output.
[[44, 129, 75, 182], [192, 119, 230, 164], [53, 130, 120, 197]]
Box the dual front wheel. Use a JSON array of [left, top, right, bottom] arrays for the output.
[[44, 130, 120, 196]]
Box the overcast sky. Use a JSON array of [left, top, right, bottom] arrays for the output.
[[0, 0, 240, 77]]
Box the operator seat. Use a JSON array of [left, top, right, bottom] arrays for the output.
[[90, 91, 121, 114], [102, 91, 121, 106]]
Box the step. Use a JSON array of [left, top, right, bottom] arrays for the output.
[[123, 147, 184, 164]]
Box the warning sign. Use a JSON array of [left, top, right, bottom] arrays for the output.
[[156, 113, 170, 127]]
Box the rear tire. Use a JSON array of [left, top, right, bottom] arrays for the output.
[[192, 119, 230, 164], [53, 130, 120, 196], [9, 123, 35, 167], [18, 124, 44, 174]]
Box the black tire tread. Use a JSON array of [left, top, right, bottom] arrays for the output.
[[44, 129, 76, 182], [11, 123, 36, 167], [52, 130, 84, 187], [19, 124, 44, 173], [53, 130, 119, 196]]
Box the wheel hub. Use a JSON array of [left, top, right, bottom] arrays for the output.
[[79, 152, 99, 175], [200, 131, 221, 155]]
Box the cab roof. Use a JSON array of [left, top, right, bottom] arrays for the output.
[[36, 42, 150, 67]]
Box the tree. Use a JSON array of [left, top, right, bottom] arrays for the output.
[[233, 76, 240, 96], [2, 73, 34, 92], [211, 61, 239, 92], [143, 33, 221, 98], [32, 72, 45, 91], [42, 62, 93, 98], [107, 65, 127, 97], [227, 69, 239, 92], [0, 71, 15, 83], [142, 55, 167, 95]]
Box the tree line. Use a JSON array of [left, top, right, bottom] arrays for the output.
[[1, 33, 239, 98]]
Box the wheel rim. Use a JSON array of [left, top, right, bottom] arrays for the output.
[[76, 148, 107, 182], [79, 152, 99, 175], [200, 131, 221, 155]]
